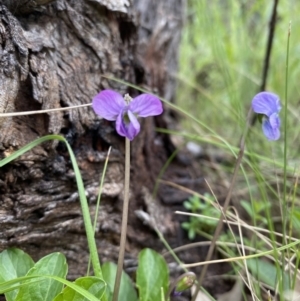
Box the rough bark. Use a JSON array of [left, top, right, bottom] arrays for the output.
[[0, 0, 187, 279]]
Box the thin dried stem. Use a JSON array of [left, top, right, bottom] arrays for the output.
[[0, 103, 91, 117], [112, 138, 130, 301]]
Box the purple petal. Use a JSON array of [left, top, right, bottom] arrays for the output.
[[92, 90, 125, 121], [129, 94, 163, 117], [115, 113, 127, 138], [262, 114, 280, 140], [252, 92, 281, 117], [127, 110, 141, 139], [115, 110, 140, 140]]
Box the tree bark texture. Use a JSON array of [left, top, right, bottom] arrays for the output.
[[0, 0, 189, 279]]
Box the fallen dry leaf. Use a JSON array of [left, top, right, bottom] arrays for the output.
[[191, 285, 213, 301], [216, 277, 243, 301]]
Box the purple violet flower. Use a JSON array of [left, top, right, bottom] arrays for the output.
[[92, 90, 163, 141], [172, 290, 183, 297], [252, 91, 281, 141]]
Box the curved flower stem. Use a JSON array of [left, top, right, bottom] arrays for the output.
[[112, 138, 131, 301], [87, 147, 112, 276]]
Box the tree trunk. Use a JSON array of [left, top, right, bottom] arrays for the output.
[[0, 0, 186, 280]]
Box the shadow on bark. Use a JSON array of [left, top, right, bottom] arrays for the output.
[[0, 0, 208, 283]]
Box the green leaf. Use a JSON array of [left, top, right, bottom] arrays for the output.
[[181, 222, 190, 230], [53, 276, 106, 301], [188, 228, 195, 240], [136, 248, 169, 301], [15, 252, 68, 301], [0, 248, 35, 301], [0, 134, 103, 279], [247, 258, 290, 291], [0, 275, 103, 301], [240, 200, 254, 218], [102, 262, 138, 301], [183, 201, 192, 210]]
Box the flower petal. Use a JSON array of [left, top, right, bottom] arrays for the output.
[[129, 94, 163, 117], [252, 92, 281, 117], [127, 110, 141, 140], [262, 114, 280, 140], [269, 112, 281, 130], [115, 110, 140, 141], [115, 113, 127, 138], [92, 90, 125, 121]]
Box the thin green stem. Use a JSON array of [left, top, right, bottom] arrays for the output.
[[282, 23, 290, 240], [87, 147, 112, 276], [64, 140, 103, 279], [154, 226, 186, 272], [153, 148, 179, 199], [281, 22, 291, 294], [290, 173, 298, 290], [112, 138, 130, 301], [282, 23, 291, 238], [93, 147, 112, 231], [249, 154, 282, 298]]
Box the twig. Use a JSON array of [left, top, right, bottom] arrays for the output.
[[0, 103, 91, 117]]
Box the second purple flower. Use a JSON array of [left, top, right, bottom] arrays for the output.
[[92, 90, 163, 141], [252, 91, 281, 141]]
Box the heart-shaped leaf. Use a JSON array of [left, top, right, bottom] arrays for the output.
[[102, 262, 138, 301], [136, 248, 169, 301], [15, 252, 68, 301], [0, 248, 35, 301]]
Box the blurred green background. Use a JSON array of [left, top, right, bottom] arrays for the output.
[[177, 0, 300, 159]]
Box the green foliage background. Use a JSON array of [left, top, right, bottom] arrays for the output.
[[177, 0, 300, 158]]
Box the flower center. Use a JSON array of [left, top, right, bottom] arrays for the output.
[[124, 94, 132, 105]]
